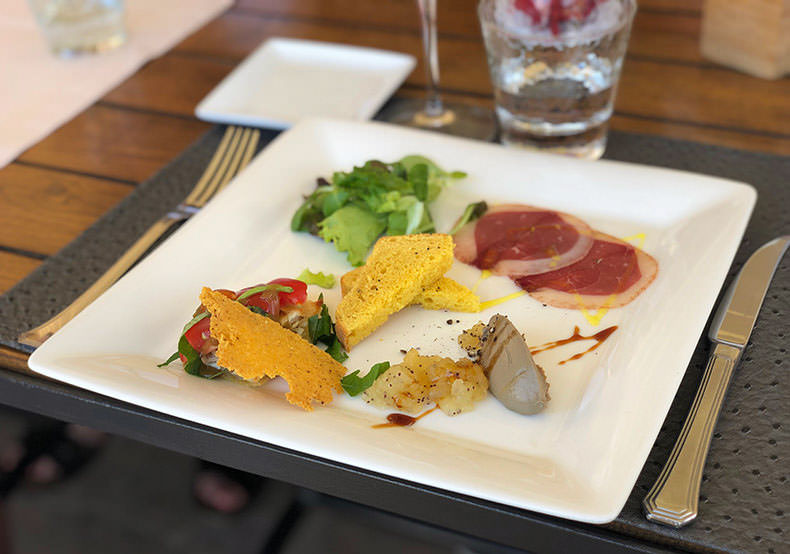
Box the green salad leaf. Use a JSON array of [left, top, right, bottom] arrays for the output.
[[177, 334, 223, 379], [318, 205, 387, 267], [292, 155, 466, 265], [324, 338, 347, 363], [157, 351, 180, 368], [449, 201, 488, 235], [399, 155, 467, 202], [160, 312, 221, 377], [307, 297, 348, 363], [297, 269, 336, 289], [341, 361, 391, 396], [307, 303, 333, 343]]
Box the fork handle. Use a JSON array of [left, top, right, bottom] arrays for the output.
[[643, 342, 741, 527], [18, 215, 182, 348]]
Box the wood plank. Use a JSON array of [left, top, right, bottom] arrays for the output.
[[202, 8, 707, 64], [615, 59, 790, 138], [234, 0, 702, 42], [234, 0, 481, 36], [629, 10, 701, 63], [101, 49, 789, 154], [0, 164, 131, 255], [173, 14, 790, 137], [17, 105, 210, 183], [639, 0, 702, 13], [103, 55, 234, 116], [0, 252, 40, 295]]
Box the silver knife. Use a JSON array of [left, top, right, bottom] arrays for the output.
[[643, 235, 790, 527]]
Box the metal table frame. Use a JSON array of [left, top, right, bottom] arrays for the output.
[[0, 368, 677, 554]]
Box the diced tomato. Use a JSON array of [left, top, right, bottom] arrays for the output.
[[184, 315, 212, 352], [182, 282, 304, 359], [267, 278, 308, 306], [239, 288, 280, 316]]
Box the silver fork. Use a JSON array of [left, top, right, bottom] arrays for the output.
[[18, 125, 261, 348]]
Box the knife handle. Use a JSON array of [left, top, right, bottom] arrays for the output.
[[643, 343, 741, 527], [17, 215, 181, 348]]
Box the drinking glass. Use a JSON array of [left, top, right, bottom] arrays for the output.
[[381, 0, 496, 140], [478, 0, 636, 158], [28, 0, 126, 57]]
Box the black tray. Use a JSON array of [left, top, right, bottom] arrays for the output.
[[1, 117, 787, 554]]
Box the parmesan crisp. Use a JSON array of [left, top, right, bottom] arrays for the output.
[[199, 288, 345, 411]]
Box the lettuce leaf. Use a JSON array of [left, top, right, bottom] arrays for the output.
[[297, 269, 336, 289], [318, 205, 386, 266], [399, 155, 466, 202], [293, 155, 465, 266]]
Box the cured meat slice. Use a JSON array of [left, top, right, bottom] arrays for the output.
[[515, 232, 658, 310], [454, 204, 593, 277]]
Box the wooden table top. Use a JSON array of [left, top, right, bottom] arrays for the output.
[[1, 0, 788, 372]]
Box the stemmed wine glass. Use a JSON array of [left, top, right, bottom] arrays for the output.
[[380, 0, 496, 140]]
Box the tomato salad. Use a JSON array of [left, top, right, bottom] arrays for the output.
[[160, 278, 347, 379]]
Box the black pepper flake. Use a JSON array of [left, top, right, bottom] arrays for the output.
[[400, 349, 408, 354], [446, 319, 454, 325]]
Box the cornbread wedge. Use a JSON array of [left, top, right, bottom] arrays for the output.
[[341, 267, 480, 313], [335, 234, 454, 350], [199, 288, 345, 411]]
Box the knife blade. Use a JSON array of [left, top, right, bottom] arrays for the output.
[[710, 236, 790, 348], [643, 235, 789, 527]]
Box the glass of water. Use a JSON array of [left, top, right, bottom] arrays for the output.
[[478, 0, 636, 159], [28, 0, 126, 57]]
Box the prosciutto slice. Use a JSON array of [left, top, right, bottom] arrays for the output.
[[516, 232, 658, 310], [454, 204, 594, 277]]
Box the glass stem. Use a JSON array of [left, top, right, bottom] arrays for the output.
[[417, 0, 444, 117]]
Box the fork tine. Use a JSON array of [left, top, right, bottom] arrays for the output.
[[183, 126, 238, 206], [213, 128, 253, 193], [216, 128, 260, 194], [218, 129, 259, 192], [18, 127, 258, 347], [236, 129, 260, 176], [192, 127, 249, 206]]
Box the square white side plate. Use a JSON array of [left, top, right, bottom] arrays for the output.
[[28, 119, 756, 524], [195, 38, 415, 128]]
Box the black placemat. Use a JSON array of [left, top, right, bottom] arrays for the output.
[[0, 123, 787, 554]]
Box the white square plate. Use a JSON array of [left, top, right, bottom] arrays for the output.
[[195, 38, 415, 128], [29, 119, 755, 523]]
